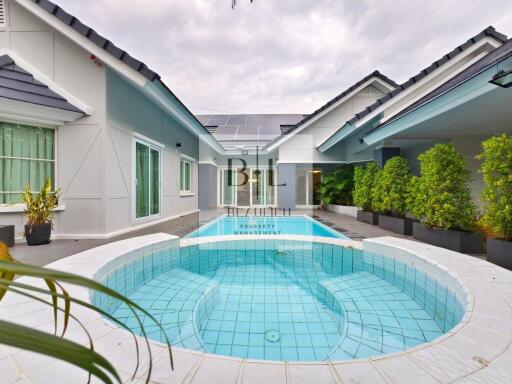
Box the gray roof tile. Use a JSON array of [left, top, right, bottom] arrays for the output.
[[262, 70, 397, 149], [0, 54, 84, 113], [34, 0, 160, 81], [33, 0, 216, 140], [366, 37, 512, 137], [332, 26, 507, 136]]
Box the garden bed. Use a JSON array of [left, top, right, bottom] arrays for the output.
[[412, 222, 484, 253], [378, 215, 414, 235], [357, 210, 379, 225]]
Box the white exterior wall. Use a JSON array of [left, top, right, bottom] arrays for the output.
[[0, 1, 201, 239], [106, 69, 199, 235], [452, 136, 486, 208], [279, 86, 385, 164], [0, 0, 108, 238]]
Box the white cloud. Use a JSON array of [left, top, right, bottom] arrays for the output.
[[52, 0, 512, 114]]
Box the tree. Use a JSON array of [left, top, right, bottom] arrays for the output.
[[411, 143, 476, 230], [372, 156, 411, 217], [316, 165, 355, 206], [477, 134, 512, 241], [353, 162, 380, 211]]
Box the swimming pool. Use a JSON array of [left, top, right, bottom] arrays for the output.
[[186, 215, 346, 239], [95, 237, 465, 362]]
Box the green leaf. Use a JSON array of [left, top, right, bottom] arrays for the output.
[[0, 258, 174, 382], [0, 319, 121, 384]]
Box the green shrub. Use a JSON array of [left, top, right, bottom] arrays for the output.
[[476, 134, 512, 241], [412, 143, 476, 230], [372, 156, 411, 217], [316, 165, 355, 206], [353, 162, 380, 211]]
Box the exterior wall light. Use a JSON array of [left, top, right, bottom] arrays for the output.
[[489, 69, 512, 88], [176, 142, 182, 148]]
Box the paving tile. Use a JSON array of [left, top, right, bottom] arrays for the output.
[[188, 355, 242, 384], [241, 361, 286, 384], [372, 354, 438, 384], [333, 361, 388, 383], [287, 363, 337, 384]]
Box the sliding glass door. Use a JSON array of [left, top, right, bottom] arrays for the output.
[[135, 140, 161, 219], [219, 168, 276, 207], [296, 167, 322, 206]]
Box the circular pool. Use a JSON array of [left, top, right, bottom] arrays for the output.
[[93, 236, 466, 362]]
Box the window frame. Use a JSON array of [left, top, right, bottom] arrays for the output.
[[179, 158, 193, 195], [132, 136, 162, 222], [0, 121, 58, 205]]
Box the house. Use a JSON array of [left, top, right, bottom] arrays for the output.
[[198, 27, 512, 211], [0, 0, 222, 240], [0, 0, 511, 241]]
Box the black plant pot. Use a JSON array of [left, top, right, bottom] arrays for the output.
[[0, 225, 15, 247], [357, 210, 379, 225], [487, 238, 512, 270], [25, 223, 52, 246], [412, 222, 484, 253], [378, 215, 414, 235]]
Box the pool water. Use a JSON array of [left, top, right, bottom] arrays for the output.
[[185, 215, 346, 239], [104, 241, 464, 362]]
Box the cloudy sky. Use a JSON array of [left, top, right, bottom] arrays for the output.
[[53, 0, 512, 115]]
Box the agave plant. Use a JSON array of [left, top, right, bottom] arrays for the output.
[[21, 177, 61, 227], [0, 242, 173, 384]]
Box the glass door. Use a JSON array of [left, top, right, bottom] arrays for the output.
[[296, 167, 322, 206], [135, 140, 160, 219], [237, 170, 251, 206], [221, 169, 236, 205], [251, 169, 265, 206]]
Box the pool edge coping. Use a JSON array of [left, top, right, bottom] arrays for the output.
[[1, 233, 511, 383]]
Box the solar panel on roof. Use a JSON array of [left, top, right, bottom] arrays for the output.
[[215, 125, 238, 136], [207, 115, 230, 125], [227, 115, 247, 125]]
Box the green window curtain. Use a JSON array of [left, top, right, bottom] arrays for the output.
[[0, 122, 55, 204], [185, 162, 191, 191], [180, 160, 185, 191], [135, 141, 160, 219], [135, 142, 149, 218]]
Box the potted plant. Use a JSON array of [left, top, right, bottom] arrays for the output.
[[477, 134, 512, 269], [372, 156, 414, 235], [22, 177, 61, 246], [353, 162, 380, 225], [410, 143, 483, 253], [317, 165, 355, 214]]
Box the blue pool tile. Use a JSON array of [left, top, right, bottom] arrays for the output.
[[247, 346, 265, 359]]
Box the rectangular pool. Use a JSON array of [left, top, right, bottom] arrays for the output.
[[185, 215, 347, 239]]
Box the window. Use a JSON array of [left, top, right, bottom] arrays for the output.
[[134, 139, 161, 219], [180, 159, 192, 193], [0, 122, 55, 204]]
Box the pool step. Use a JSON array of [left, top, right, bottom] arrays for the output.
[[318, 272, 441, 359], [113, 268, 220, 351]]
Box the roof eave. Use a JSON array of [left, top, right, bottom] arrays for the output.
[[263, 74, 396, 152]]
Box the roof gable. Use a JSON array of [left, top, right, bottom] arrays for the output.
[[34, 0, 159, 82], [0, 54, 84, 113], [364, 38, 512, 142], [318, 26, 507, 152], [263, 71, 397, 151], [346, 26, 506, 127], [25, 0, 223, 151]]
